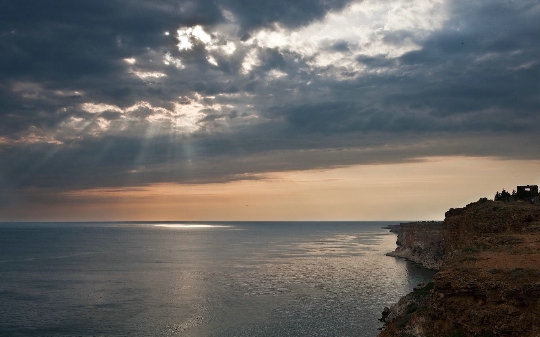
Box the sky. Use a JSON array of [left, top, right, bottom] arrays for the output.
[[0, 0, 539, 221]]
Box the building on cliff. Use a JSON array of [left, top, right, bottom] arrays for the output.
[[517, 184, 538, 201], [495, 185, 539, 203]]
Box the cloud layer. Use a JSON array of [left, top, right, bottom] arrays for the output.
[[1, 0, 539, 201]]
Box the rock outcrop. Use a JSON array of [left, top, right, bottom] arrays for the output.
[[379, 200, 540, 337], [386, 221, 445, 270]]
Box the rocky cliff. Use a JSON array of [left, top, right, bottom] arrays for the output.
[[379, 200, 540, 337], [386, 221, 445, 270]]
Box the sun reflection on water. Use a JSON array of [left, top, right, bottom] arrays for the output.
[[154, 224, 233, 229]]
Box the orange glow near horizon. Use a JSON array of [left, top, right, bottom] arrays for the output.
[[5, 156, 540, 221]]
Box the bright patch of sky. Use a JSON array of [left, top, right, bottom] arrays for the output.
[[81, 103, 123, 114], [268, 69, 287, 78], [132, 70, 167, 80], [176, 25, 213, 50], [0, 97, 218, 146], [75, 96, 233, 138], [246, 0, 447, 69], [207, 55, 219, 66], [168, 0, 447, 78], [220, 41, 237, 55], [16, 126, 63, 145], [241, 49, 260, 74], [163, 53, 184, 68], [176, 25, 237, 56]]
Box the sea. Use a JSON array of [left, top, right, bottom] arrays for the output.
[[0, 221, 435, 337]]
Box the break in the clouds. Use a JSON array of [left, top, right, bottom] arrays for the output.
[[0, 0, 539, 201]]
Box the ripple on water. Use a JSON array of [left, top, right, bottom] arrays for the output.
[[173, 231, 434, 337], [0, 225, 434, 337]]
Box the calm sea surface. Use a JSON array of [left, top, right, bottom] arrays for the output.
[[0, 222, 434, 336]]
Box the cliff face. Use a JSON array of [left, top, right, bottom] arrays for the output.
[[386, 222, 445, 270], [379, 200, 540, 337]]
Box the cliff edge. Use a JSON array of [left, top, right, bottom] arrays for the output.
[[379, 200, 540, 337], [386, 221, 445, 270]]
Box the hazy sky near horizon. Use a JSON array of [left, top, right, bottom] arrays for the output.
[[1, 0, 539, 221]]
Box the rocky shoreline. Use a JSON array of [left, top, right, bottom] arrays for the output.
[[378, 200, 540, 337], [385, 221, 445, 271]]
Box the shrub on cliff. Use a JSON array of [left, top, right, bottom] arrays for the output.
[[494, 189, 511, 202]]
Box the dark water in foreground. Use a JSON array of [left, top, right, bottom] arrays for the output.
[[0, 222, 434, 336]]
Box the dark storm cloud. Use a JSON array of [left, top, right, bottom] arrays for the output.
[[356, 55, 396, 68], [385, 2, 540, 123], [0, 0, 355, 124], [0, 0, 354, 80], [1, 0, 540, 206], [219, 0, 353, 32]]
